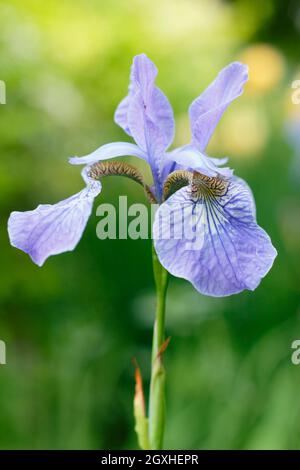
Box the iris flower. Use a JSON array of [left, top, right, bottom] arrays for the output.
[[8, 54, 276, 296]]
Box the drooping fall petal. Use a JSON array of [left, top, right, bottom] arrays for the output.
[[153, 176, 276, 296], [8, 179, 101, 266]]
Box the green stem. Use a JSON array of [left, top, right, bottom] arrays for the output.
[[148, 245, 169, 450]]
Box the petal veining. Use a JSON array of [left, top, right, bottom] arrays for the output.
[[8, 178, 101, 266], [153, 176, 276, 296]]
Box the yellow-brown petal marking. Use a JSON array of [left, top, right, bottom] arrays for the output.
[[162, 170, 193, 201], [162, 170, 228, 202], [190, 172, 229, 200], [88, 161, 157, 203]]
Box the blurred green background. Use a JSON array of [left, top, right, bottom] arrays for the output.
[[0, 0, 300, 450]]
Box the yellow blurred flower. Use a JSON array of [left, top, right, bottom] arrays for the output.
[[239, 43, 285, 93], [209, 104, 269, 159]]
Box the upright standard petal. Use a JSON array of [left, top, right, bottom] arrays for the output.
[[8, 177, 101, 266], [153, 175, 276, 296], [114, 54, 157, 134], [69, 142, 147, 166], [189, 62, 248, 151], [114, 54, 175, 193], [114, 95, 132, 135], [115, 54, 174, 149]]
